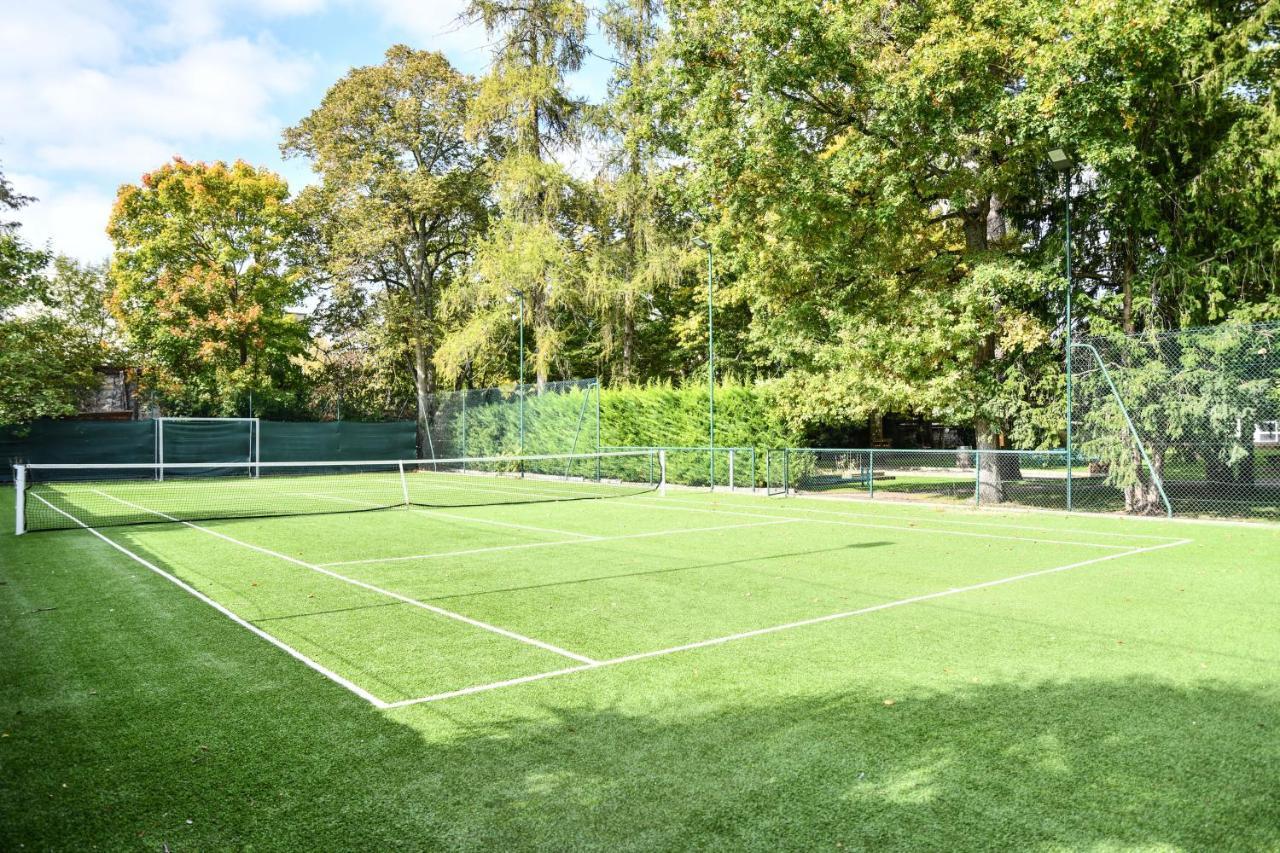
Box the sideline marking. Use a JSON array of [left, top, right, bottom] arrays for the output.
[[383, 536, 1193, 708], [90, 490, 599, 666], [28, 493, 389, 708]]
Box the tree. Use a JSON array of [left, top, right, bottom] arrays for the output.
[[0, 165, 104, 428], [438, 0, 592, 389], [107, 158, 309, 417], [283, 46, 489, 452], [584, 0, 708, 385], [0, 162, 50, 313], [666, 0, 1065, 499]]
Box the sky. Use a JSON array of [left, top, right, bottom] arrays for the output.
[[1, 0, 615, 263]]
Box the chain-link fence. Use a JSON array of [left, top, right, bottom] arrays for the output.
[[766, 448, 1112, 511], [423, 379, 599, 460], [605, 446, 757, 489], [765, 322, 1279, 522], [1072, 322, 1280, 521]]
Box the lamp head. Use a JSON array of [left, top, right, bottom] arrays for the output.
[[692, 237, 710, 249], [1047, 147, 1073, 173]]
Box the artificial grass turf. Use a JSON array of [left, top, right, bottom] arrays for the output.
[[3, 487, 1279, 850]]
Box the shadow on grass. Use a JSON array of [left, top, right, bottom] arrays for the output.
[[5, 662, 1277, 848], [3, 522, 1278, 851]]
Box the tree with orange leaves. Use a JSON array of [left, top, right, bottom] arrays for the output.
[[107, 158, 310, 416]]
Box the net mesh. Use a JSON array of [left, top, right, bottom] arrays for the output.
[[19, 450, 662, 532]]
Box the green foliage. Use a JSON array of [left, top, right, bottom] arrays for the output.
[[107, 158, 309, 417], [436, 379, 801, 485], [0, 317, 102, 427], [0, 163, 51, 315], [282, 45, 489, 434]]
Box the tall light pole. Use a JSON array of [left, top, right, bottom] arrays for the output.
[[1048, 146, 1074, 510], [507, 289, 525, 457], [693, 236, 715, 489]]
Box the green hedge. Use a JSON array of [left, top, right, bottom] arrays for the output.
[[437, 380, 800, 487]]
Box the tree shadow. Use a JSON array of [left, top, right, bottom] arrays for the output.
[[7, 664, 1278, 849]]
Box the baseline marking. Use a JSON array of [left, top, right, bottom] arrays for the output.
[[383, 536, 1193, 708], [319, 518, 799, 567], [90, 490, 599, 665], [28, 493, 390, 708]]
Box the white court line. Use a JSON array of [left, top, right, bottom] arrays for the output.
[[700, 497, 1186, 541], [28, 493, 390, 709], [383, 536, 1194, 708], [319, 519, 800, 567], [287, 491, 599, 540], [90, 490, 599, 665], [613, 498, 1138, 550]]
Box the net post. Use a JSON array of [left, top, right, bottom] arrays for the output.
[[398, 460, 410, 506], [14, 465, 26, 535], [658, 449, 667, 496], [157, 418, 165, 482]]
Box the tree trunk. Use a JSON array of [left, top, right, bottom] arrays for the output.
[[975, 417, 1005, 503], [413, 337, 435, 459], [966, 192, 1011, 502], [1124, 444, 1166, 515]]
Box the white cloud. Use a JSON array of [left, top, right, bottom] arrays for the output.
[[364, 0, 492, 70], [0, 2, 129, 74], [9, 175, 115, 262], [2, 36, 311, 174]]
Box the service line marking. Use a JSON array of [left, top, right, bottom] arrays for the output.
[[383, 536, 1193, 708], [90, 490, 599, 666]]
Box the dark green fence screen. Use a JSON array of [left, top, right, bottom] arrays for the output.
[[3, 420, 418, 481]]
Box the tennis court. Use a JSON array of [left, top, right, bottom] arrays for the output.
[[14, 451, 1195, 708]]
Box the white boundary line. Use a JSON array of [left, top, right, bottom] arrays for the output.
[[287, 491, 600, 540], [28, 493, 390, 708], [790, 489, 1277, 530], [319, 519, 800, 568], [696, 497, 1185, 541], [90, 490, 599, 665], [612, 498, 1139, 550], [383, 536, 1193, 708]]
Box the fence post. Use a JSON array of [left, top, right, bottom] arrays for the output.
[[658, 449, 667, 496], [868, 449, 875, 498], [784, 448, 790, 496], [751, 448, 756, 493], [728, 449, 736, 491], [974, 449, 982, 506]]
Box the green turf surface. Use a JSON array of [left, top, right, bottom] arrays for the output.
[[3, 486, 1279, 849]]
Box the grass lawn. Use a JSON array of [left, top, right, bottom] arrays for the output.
[[3, 481, 1279, 850]]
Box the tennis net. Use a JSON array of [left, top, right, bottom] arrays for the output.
[[15, 450, 666, 533]]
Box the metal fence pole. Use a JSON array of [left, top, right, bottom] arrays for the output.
[[868, 448, 875, 498], [974, 449, 982, 506]]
